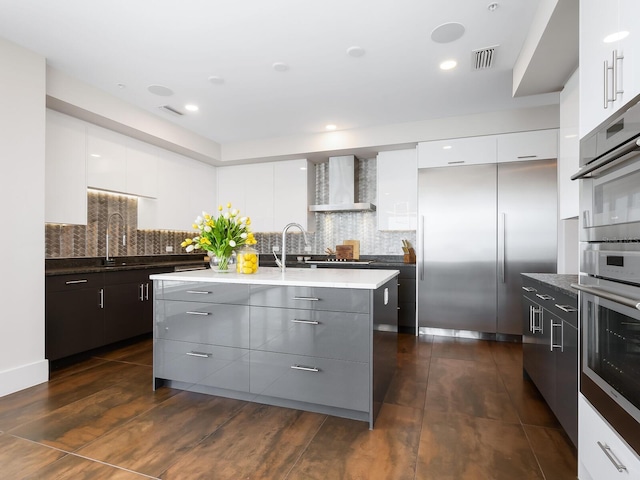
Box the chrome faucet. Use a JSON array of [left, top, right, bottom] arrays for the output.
[[105, 212, 126, 264], [276, 222, 308, 272]]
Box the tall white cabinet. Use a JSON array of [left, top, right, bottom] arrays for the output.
[[45, 110, 87, 225], [376, 149, 417, 231]]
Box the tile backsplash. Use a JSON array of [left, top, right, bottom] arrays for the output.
[[45, 158, 416, 258]]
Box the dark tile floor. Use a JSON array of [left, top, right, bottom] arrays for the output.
[[0, 334, 577, 479]]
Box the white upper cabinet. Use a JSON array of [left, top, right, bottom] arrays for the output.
[[86, 124, 158, 198], [45, 110, 88, 225], [86, 124, 127, 193], [496, 130, 558, 163], [417, 136, 497, 168], [217, 159, 311, 233], [580, 0, 640, 138], [273, 159, 312, 231], [559, 70, 580, 219], [377, 149, 417, 231], [138, 150, 216, 232]]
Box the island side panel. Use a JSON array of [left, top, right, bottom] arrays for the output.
[[371, 276, 399, 428]]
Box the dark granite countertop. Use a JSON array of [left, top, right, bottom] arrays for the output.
[[521, 273, 578, 298], [46, 255, 208, 276]]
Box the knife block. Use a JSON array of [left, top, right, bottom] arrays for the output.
[[403, 248, 416, 264]]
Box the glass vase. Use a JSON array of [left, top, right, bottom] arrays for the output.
[[236, 245, 259, 274], [208, 251, 235, 272]]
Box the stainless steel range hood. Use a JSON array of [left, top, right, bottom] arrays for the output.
[[309, 155, 376, 212]]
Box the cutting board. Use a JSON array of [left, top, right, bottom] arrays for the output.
[[343, 240, 360, 259], [336, 244, 354, 259]]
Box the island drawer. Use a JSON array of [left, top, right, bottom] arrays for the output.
[[250, 350, 369, 412], [155, 280, 250, 304], [249, 306, 369, 362], [154, 339, 250, 393], [155, 301, 250, 348], [249, 285, 369, 313]]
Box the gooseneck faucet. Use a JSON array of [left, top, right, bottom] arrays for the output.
[[105, 212, 126, 264], [276, 222, 309, 272]]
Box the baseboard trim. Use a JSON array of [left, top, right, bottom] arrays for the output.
[[0, 359, 49, 397]]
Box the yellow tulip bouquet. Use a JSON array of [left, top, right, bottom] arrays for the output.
[[181, 203, 256, 270]]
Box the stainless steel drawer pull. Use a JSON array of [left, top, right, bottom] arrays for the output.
[[186, 351, 212, 358], [139, 284, 144, 301], [186, 290, 212, 295], [535, 294, 554, 301], [290, 365, 319, 372], [65, 279, 88, 285], [554, 304, 577, 313], [186, 311, 211, 316], [293, 296, 320, 301], [522, 286, 537, 292], [550, 321, 563, 352], [597, 441, 628, 473], [292, 319, 320, 325]]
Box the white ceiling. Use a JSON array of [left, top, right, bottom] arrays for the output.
[[0, 0, 563, 145]]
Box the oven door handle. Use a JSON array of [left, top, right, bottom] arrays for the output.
[[571, 283, 640, 310], [571, 137, 640, 180]]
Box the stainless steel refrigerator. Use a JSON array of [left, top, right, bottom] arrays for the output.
[[417, 160, 557, 338]]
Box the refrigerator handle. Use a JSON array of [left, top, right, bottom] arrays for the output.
[[499, 212, 506, 283], [419, 215, 425, 281]]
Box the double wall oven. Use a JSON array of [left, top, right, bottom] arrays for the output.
[[572, 93, 640, 456]]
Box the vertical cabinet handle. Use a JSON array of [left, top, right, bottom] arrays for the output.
[[597, 441, 628, 473], [139, 284, 144, 301], [604, 59, 611, 108], [550, 321, 563, 352], [612, 49, 624, 100], [419, 215, 425, 281], [498, 213, 506, 283], [145, 283, 149, 301], [99, 288, 104, 309]]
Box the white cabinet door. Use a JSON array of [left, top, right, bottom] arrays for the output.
[[125, 138, 158, 198], [86, 124, 127, 193], [496, 130, 558, 163], [274, 159, 310, 231], [377, 149, 417, 230], [579, 395, 640, 480], [618, 0, 640, 107], [243, 163, 275, 233], [559, 70, 580, 219], [417, 136, 496, 168], [45, 110, 87, 225], [579, 0, 623, 138], [138, 150, 216, 232]]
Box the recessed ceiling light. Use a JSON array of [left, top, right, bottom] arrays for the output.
[[272, 62, 289, 72], [90, 153, 101, 157], [440, 60, 457, 70], [147, 84, 174, 96], [325, 124, 337, 131], [116, 83, 126, 89], [431, 23, 465, 44], [300, 167, 307, 171], [184, 104, 199, 112], [442, 145, 453, 150], [603, 31, 629, 43], [208, 76, 225, 85], [487, 2, 498, 12], [346, 46, 365, 58]]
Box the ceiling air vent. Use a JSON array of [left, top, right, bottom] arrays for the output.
[[158, 105, 184, 116], [472, 46, 497, 70]]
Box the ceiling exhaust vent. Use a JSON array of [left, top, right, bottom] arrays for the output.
[[158, 105, 184, 116], [472, 46, 497, 70]]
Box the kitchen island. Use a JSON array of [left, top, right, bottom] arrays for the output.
[[150, 267, 399, 428]]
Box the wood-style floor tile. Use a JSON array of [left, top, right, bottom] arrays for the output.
[[76, 391, 247, 477], [416, 410, 543, 480], [0, 361, 144, 431], [23, 453, 155, 480], [425, 356, 520, 423], [286, 403, 422, 480], [93, 336, 154, 365], [524, 425, 577, 480], [397, 333, 433, 359], [384, 358, 429, 409], [160, 403, 325, 479], [499, 369, 561, 428], [0, 433, 67, 479], [431, 336, 495, 364], [9, 365, 177, 451]]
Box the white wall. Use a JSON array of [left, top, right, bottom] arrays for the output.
[[0, 38, 48, 396]]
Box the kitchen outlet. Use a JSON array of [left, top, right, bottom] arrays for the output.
[[304, 245, 312, 252], [272, 245, 280, 252], [165, 246, 173, 253]]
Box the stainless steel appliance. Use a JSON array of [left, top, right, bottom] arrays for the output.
[[572, 94, 640, 456], [573, 243, 640, 455], [417, 160, 557, 338]]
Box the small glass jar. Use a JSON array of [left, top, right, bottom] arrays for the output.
[[236, 245, 259, 274]]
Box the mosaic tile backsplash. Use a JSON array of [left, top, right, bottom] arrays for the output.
[[45, 159, 416, 258]]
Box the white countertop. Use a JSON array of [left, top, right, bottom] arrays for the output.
[[150, 266, 399, 289]]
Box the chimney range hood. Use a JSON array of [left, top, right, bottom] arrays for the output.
[[309, 155, 376, 212]]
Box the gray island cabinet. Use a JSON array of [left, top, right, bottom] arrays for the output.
[[150, 267, 399, 428]]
